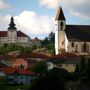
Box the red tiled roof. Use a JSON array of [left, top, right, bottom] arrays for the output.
[[17, 31, 28, 37], [32, 37, 41, 42], [12, 58, 27, 64], [17, 53, 51, 59], [0, 31, 7, 37], [0, 55, 15, 61], [0, 31, 28, 37], [3, 67, 35, 75], [53, 53, 78, 59]]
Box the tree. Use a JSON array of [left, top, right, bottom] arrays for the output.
[[41, 37, 49, 46], [41, 32, 55, 47], [29, 68, 67, 90], [79, 57, 86, 76], [75, 64, 80, 73], [48, 32, 55, 43], [74, 64, 80, 80], [30, 61, 48, 75], [85, 58, 90, 82]]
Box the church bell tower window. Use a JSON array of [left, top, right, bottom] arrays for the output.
[[60, 21, 63, 30]]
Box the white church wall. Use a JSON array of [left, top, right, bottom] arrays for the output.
[[55, 29, 58, 55], [55, 21, 66, 54], [68, 41, 90, 53], [65, 33, 68, 52]]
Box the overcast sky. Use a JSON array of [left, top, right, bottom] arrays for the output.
[[0, 0, 90, 39]]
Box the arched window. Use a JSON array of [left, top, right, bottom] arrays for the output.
[[71, 42, 74, 47], [60, 22, 63, 30]]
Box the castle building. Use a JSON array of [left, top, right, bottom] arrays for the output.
[[0, 17, 31, 45], [55, 7, 90, 55]]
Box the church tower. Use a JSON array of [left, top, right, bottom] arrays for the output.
[[55, 7, 66, 54], [7, 16, 17, 43]]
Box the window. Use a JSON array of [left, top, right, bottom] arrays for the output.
[[62, 41, 64, 45], [71, 42, 74, 47], [60, 22, 63, 26], [60, 22, 63, 30]]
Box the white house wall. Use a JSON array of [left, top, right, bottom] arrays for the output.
[[0, 37, 7, 43], [17, 37, 29, 43], [61, 64, 76, 72], [7, 30, 17, 43]]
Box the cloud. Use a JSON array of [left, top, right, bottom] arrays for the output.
[[0, 0, 9, 9], [15, 11, 54, 35], [39, 0, 61, 9], [63, 0, 90, 19], [0, 14, 10, 30], [39, 0, 90, 19], [0, 11, 55, 39]]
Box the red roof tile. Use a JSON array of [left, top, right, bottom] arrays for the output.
[[0, 31, 7, 37], [0, 55, 15, 61], [0, 31, 28, 37], [17, 31, 28, 37], [12, 58, 27, 64], [17, 53, 51, 59], [32, 37, 41, 42], [3, 67, 35, 75], [53, 53, 78, 59]]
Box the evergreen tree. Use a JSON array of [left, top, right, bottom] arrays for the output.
[[85, 58, 90, 82], [30, 61, 48, 76], [74, 64, 80, 79], [75, 64, 80, 73], [29, 68, 67, 90], [80, 57, 86, 76]]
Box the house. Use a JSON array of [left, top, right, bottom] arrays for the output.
[[49, 53, 81, 72], [0, 16, 31, 46], [55, 7, 90, 55], [17, 52, 51, 61], [12, 58, 28, 69], [0, 61, 9, 76], [3, 67, 37, 84], [31, 37, 41, 47]]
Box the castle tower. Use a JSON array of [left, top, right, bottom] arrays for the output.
[[55, 7, 66, 54], [7, 16, 17, 43]]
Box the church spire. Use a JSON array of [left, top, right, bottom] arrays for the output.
[[8, 16, 16, 30], [55, 7, 65, 21]]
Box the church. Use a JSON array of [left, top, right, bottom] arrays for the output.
[[0, 16, 31, 46], [55, 7, 90, 55]]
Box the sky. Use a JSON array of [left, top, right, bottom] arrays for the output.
[[0, 0, 90, 39]]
